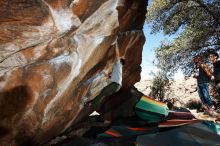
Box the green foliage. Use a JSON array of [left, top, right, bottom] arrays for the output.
[[146, 0, 220, 76], [150, 71, 170, 101]]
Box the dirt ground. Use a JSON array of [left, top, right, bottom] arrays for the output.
[[190, 109, 220, 122]]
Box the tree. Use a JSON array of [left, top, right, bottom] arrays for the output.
[[146, 0, 220, 76], [150, 71, 170, 101]]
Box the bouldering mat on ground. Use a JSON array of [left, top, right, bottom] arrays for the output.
[[135, 96, 168, 122], [137, 121, 220, 146]]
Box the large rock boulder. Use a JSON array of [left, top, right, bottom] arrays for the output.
[[0, 0, 147, 145]]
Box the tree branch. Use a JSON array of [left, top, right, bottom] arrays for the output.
[[173, 0, 220, 25]]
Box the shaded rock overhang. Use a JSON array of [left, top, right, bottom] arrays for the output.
[[0, 0, 148, 145]]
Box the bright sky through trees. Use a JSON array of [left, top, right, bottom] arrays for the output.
[[141, 23, 184, 80], [145, 0, 220, 76], [141, 23, 161, 80]]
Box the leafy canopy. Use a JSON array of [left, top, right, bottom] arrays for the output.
[[146, 0, 220, 76]]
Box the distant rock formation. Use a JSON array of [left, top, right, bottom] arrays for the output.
[[0, 0, 147, 145], [135, 77, 200, 107], [165, 77, 199, 107]]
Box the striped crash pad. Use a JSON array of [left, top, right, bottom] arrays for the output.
[[97, 125, 158, 138], [159, 119, 199, 128], [167, 110, 196, 120], [96, 119, 199, 139], [159, 109, 198, 130], [135, 96, 168, 122]]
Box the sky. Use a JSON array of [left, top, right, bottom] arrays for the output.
[[141, 23, 162, 80], [140, 0, 160, 80], [141, 23, 184, 80], [138, 0, 185, 80]]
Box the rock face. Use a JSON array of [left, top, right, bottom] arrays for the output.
[[165, 77, 199, 106], [0, 0, 147, 145]]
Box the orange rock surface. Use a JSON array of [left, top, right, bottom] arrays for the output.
[[0, 0, 147, 145]]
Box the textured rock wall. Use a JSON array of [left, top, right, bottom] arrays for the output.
[[0, 0, 147, 145]]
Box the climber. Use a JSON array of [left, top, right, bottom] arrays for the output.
[[85, 44, 125, 109], [193, 55, 214, 115], [208, 50, 220, 113], [209, 50, 220, 95]]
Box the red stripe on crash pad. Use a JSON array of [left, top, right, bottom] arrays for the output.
[[128, 127, 151, 131], [159, 119, 199, 127], [105, 129, 121, 137]]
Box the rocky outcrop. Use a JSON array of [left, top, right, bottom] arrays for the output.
[[135, 77, 200, 107], [165, 77, 199, 107], [0, 0, 147, 145]]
